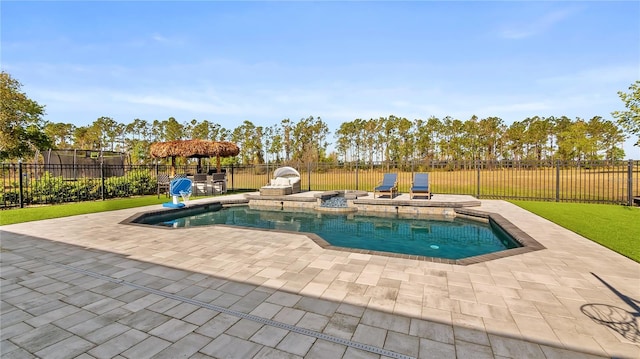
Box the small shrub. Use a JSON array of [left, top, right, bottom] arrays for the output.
[[1, 190, 20, 205], [103, 176, 132, 198], [125, 169, 156, 195]]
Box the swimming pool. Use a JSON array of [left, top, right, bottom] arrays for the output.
[[134, 205, 521, 260]]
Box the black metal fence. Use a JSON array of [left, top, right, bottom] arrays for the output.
[[1, 160, 638, 209]]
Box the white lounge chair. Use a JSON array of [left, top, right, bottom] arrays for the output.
[[260, 166, 301, 195]]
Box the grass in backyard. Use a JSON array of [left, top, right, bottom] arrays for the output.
[[0, 194, 219, 226], [510, 200, 640, 262], [0, 196, 168, 225]]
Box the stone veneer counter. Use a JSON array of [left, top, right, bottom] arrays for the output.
[[244, 192, 482, 216]]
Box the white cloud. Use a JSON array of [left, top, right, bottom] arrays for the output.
[[499, 8, 575, 39], [474, 101, 552, 115], [538, 64, 640, 86], [149, 33, 185, 47], [152, 34, 170, 42]]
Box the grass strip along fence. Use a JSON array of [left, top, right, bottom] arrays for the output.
[[0, 196, 169, 226], [1, 159, 638, 209]]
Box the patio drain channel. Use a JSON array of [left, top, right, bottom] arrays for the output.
[[40, 257, 415, 359]]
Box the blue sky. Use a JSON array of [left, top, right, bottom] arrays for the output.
[[2, 1, 639, 157]]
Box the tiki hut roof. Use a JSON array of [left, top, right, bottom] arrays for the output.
[[150, 140, 240, 159]]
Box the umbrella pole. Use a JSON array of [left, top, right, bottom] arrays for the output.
[[216, 155, 221, 172], [171, 156, 176, 177]]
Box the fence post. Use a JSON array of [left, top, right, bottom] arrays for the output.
[[100, 162, 105, 201], [476, 160, 480, 198], [155, 162, 160, 198], [355, 160, 359, 191], [307, 162, 311, 191], [556, 160, 560, 202], [628, 159, 633, 206], [18, 160, 24, 208]]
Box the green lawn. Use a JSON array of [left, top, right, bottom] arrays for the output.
[[0, 191, 251, 226], [510, 201, 640, 262], [2, 196, 637, 262], [0, 196, 171, 225]]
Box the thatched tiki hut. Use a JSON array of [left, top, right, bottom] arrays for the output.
[[150, 139, 240, 176]]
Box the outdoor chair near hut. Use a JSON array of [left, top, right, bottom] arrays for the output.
[[208, 168, 226, 175], [193, 173, 208, 196], [211, 173, 227, 195], [157, 173, 171, 198], [374, 173, 398, 199]]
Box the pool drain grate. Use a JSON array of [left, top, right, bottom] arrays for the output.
[[37, 256, 415, 359]]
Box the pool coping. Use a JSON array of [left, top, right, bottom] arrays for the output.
[[120, 198, 545, 266]]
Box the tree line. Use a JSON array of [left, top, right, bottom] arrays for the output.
[[336, 114, 626, 165], [2, 71, 639, 164], [42, 115, 330, 166], [40, 113, 629, 166]]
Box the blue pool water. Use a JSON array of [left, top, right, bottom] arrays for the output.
[[140, 206, 520, 260]]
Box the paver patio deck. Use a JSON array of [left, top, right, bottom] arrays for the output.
[[1, 193, 638, 358]]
